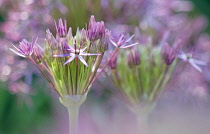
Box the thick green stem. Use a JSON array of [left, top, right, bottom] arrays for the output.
[[59, 94, 87, 134], [67, 105, 80, 134]]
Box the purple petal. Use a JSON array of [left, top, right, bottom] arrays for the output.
[[54, 20, 58, 32], [180, 50, 186, 56], [32, 37, 38, 46], [12, 44, 21, 51], [30, 37, 38, 55], [190, 59, 207, 66], [177, 54, 187, 61], [121, 43, 138, 48], [80, 47, 88, 52], [109, 38, 118, 47], [125, 35, 134, 43], [65, 49, 75, 53], [68, 45, 75, 51], [65, 45, 75, 51], [78, 56, 88, 67], [189, 60, 202, 73], [54, 53, 72, 57], [159, 31, 170, 46], [9, 48, 26, 57], [63, 55, 76, 65], [80, 52, 101, 56]]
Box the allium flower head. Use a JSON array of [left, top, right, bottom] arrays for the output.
[[43, 17, 110, 96], [10, 16, 109, 98], [107, 35, 177, 106], [10, 37, 38, 58]]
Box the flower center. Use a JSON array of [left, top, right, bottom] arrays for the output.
[[75, 49, 80, 55], [187, 53, 192, 60]]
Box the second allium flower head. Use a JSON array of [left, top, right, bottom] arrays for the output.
[[10, 16, 110, 97]]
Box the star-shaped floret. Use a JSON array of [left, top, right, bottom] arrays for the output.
[[54, 46, 101, 67], [110, 34, 138, 48], [177, 51, 207, 72]]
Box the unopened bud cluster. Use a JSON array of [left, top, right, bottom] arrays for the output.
[[108, 34, 178, 105]]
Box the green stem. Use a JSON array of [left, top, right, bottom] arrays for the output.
[[75, 57, 78, 95], [83, 53, 104, 93], [153, 61, 178, 101], [163, 61, 186, 91], [149, 66, 169, 101], [67, 105, 80, 134], [59, 94, 87, 134], [28, 57, 61, 96], [130, 103, 156, 134]]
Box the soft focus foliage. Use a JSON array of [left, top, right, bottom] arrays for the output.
[[0, 83, 52, 134]]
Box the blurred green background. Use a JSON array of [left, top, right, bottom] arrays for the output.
[[190, 0, 210, 33]]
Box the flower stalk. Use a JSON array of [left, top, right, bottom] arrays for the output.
[[130, 103, 156, 134], [91, 47, 119, 84], [59, 94, 87, 134]]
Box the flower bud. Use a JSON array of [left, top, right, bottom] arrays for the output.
[[80, 29, 87, 45], [109, 52, 118, 69], [46, 29, 58, 50], [99, 29, 110, 52], [87, 15, 106, 42], [162, 43, 176, 65], [88, 15, 96, 30], [33, 45, 44, 64], [128, 49, 140, 68], [55, 18, 67, 38], [66, 27, 73, 41]]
